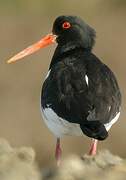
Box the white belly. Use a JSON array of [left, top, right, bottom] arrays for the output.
[[41, 107, 83, 138], [41, 106, 120, 138]]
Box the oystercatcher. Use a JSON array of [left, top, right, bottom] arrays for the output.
[[7, 15, 121, 165]]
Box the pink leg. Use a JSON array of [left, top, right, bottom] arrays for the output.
[[55, 138, 62, 166], [89, 139, 98, 156]]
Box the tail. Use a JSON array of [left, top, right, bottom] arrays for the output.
[[80, 121, 108, 140]]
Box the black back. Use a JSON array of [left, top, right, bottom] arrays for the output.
[[41, 16, 121, 140]]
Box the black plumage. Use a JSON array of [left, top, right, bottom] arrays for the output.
[[41, 16, 121, 141], [7, 15, 122, 163]]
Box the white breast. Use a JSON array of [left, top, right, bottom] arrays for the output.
[[41, 107, 83, 138], [44, 70, 51, 80]]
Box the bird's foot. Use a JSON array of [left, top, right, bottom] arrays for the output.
[[89, 139, 98, 156], [55, 138, 62, 166]]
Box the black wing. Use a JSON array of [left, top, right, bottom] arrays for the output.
[[42, 52, 121, 140]]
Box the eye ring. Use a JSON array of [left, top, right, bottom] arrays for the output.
[[62, 22, 71, 29]]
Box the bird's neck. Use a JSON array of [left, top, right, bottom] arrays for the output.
[[49, 43, 91, 69]]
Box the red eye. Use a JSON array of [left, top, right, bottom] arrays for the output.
[[62, 22, 71, 29]]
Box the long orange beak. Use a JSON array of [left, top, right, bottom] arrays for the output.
[[7, 33, 57, 64]]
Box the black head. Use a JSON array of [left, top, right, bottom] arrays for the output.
[[52, 15, 96, 51], [7, 15, 96, 64]]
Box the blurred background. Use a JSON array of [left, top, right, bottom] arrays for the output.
[[0, 0, 126, 167]]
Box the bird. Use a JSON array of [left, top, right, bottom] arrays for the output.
[[7, 15, 121, 166]]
